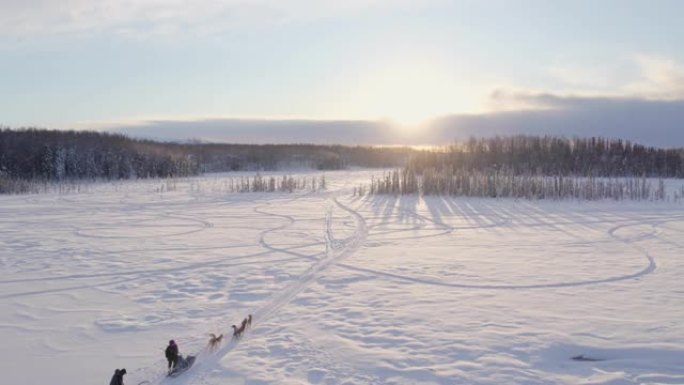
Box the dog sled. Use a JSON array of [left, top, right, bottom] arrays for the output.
[[168, 355, 196, 378]]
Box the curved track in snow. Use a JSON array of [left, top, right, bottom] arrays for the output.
[[333, 199, 662, 291], [146, 196, 368, 385]]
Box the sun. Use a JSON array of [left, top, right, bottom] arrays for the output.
[[350, 61, 476, 127]]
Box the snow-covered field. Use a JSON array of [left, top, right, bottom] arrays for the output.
[[2, 170, 684, 385]]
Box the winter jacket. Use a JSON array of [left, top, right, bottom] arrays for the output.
[[109, 369, 125, 385], [165, 343, 179, 360]]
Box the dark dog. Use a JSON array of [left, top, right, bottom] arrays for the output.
[[208, 333, 223, 350], [232, 323, 246, 340], [232, 315, 253, 340]]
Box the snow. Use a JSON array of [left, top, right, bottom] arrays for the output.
[[1, 170, 684, 385]]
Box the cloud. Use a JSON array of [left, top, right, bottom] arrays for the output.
[[623, 55, 684, 100], [79, 51, 684, 148], [0, 0, 430, 39], [98, 93, 684, 149], [472, 55, 684, 147], [546, 63, 621, 90], [107, 118, 400, 145], [541, 55, 684, 102], [0, 0, 277, 39], [430, 94, 684, 148]]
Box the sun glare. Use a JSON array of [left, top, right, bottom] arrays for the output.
[[351, 61, 478, 127]]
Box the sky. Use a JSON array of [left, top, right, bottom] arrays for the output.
[[1, 0, 684, 146]]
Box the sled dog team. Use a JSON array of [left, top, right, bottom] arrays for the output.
[[231, 313, 253, 341], [109, 314, 253, 384]]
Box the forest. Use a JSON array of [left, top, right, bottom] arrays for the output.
[[408, 136, 684, 177], [4, 129, 684, 198], [0, 128, 412, 193], [362, 136, 684, 200]]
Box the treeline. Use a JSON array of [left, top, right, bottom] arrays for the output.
[[194, 143, 410, 172], [408, 136, 684, 177], [0, 129, 199, 184], [0, 127, 412, 193], [360, 169, 671, 201], [212, 174, 326, 193], [360, 136, 684, 201]]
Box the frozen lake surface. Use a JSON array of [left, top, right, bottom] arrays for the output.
[[1, 170, 683, 385]]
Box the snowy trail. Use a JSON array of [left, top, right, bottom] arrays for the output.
[[254, 197, 367, 322], [148, 194, 367, 385]]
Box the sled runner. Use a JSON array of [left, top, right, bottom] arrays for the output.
[[168, 355, 196, 377], [571, 354, 604, 362]]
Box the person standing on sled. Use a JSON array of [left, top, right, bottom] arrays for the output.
[[165, 340, 179, 373], [109, 368, 126, 385]]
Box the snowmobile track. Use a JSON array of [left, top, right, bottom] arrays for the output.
[[162, 196, 367, 384]]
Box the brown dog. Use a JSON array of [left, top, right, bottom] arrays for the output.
[[208, 333, 223, 350]]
